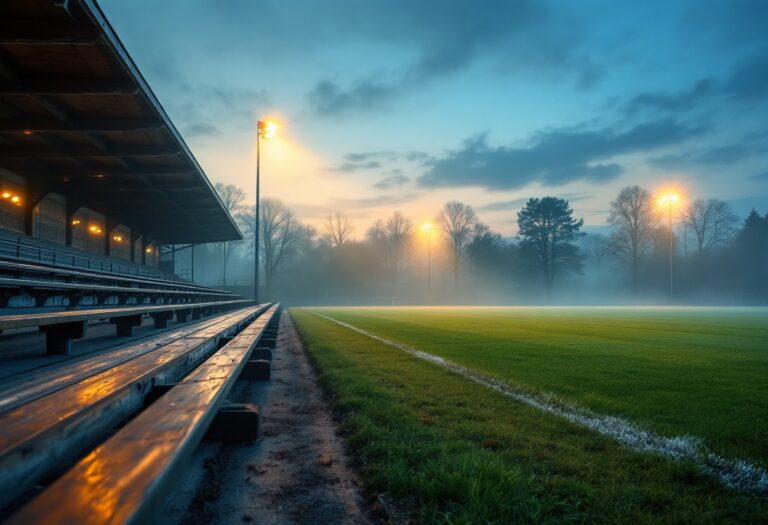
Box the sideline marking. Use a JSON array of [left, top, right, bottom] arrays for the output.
[[309, 310, 768, 494]]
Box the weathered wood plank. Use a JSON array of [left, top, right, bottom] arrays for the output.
[[5, 305, 279, 525], [0, 305, 269, 414], [0, 299, 250, 330], [0, 306, 267, 510]]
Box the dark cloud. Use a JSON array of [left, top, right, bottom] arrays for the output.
[[725, 49, 768, 101], [625, 78, 717, 114], [330, 161, 383, 173], [183, 122, 221, 138], [305, 0, 587, 115], [344, 151, 397, 163], [419, 119, 706, 190], [748, 171, 768, 182], [624, 48, 768, 114], [652, 144, 749, 169], [479, 192, 593, 212], [374, 175, 410, 190]]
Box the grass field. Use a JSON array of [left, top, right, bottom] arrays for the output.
[[291, 307, 768, 523]]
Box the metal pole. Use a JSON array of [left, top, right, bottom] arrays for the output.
[[668, 202, 673, 300], [190, 243, 195, 283], [254, 130, 260, 302], [427, 230, 431, 292]]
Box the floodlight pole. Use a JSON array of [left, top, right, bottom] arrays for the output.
[[254, 124, 261, 303], [667, 200, 673, 300], [427, 229, 432, 292]]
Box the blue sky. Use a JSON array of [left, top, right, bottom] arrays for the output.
[[101, 0, 768, 235]]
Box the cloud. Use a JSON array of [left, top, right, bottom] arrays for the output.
[[748, 171, 768, 182], [478, 192, 593, 212], [418, 118, 706, 190], [624, 48, 768, 114], [652, 144, 749, 169], [329, 193, 422, 209], [183, 122, 221, 137], [305, 0, 587, 115], [329, 161, 383, 173], [374, 175, 410, 190]]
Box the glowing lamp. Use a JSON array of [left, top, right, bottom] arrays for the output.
[[258, 120, 278, 140]]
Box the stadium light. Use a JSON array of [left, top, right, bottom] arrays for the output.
[[254, 119, 278, 302], [658, 192, 679, 300]]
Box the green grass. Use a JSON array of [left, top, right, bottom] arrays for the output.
[[305, 307, 768, 466], [291, 307, 768, 524]]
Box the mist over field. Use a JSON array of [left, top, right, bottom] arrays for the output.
[[184, 191, 768, 306]]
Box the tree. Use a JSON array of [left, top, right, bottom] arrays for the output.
[[439, 201, 477, 286], [681, 198, 738, 253], [238, 199, 305, 297], [213, 182, 247, 285], [517, 197, 584, 297], [738, 209, 768, 301], [322, 212, 354, 248], [607, 186, 659, 294], [384, 211, 412, 281]]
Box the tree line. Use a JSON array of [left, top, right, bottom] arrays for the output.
[[201, 182, 768, 304]]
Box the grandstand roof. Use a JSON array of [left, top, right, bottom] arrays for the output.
[[0, 0, 243, 244]]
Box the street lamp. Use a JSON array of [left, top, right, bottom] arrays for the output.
[[658, 193, 679, 300], [421, 222, 433, 294], [255, 119, 278, 302]]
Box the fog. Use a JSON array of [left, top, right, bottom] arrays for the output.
[[177, 186, 768, 307]]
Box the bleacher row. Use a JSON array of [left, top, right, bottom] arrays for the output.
[[0, 302, 282, 524]]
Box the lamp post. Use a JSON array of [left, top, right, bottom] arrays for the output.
[[255, 120, 277, 302], [658, 193, 678, 300], [421, 223, 433, 293]]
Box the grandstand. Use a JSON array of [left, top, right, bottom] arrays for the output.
[[0, 4, 291, 523], [0, 0, 247, 353]]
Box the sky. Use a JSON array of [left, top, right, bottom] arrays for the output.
[[100, 0, 768, 236]]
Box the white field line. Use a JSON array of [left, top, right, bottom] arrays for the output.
[[310, 311, 768, 494]]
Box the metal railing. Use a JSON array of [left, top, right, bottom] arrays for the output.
[[0, 233, 183, 283]]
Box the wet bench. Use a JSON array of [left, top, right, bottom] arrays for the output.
[[0, 304, 271, 512], [5, 304, 280, 525], [0, 259, 231, 296], [0, 298, 252, 354]]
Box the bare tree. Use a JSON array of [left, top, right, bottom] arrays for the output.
[[681, 198, 738, 253], [213, 182, 247, 286], [607, 186, 659, 294], [439, 201, 477, 286], [322, 212, 355, 247], [238, 199, 304, 297], [385, 210, 412, 281], [365, 219, 386, 243]]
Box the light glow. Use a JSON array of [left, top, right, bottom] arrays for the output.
[[72, 219, 81, 226], [658, 193, 680, 206], [258, 120, 278, 140], [88, 225, 103, 234], [2, 192, 11, 199], [421, 222, 433, 232], [10, 195, 20, 204]]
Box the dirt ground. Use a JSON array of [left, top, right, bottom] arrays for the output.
[[155, 312, 374, 525]]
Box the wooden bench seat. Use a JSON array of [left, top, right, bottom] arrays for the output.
[[5, 304, 279, 525], [0, 304, 271, 414], [0, 298, 252, 353], [0, 259, 230, 296], [0, 305, 271, 510], [0, 276, 232, 297]]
